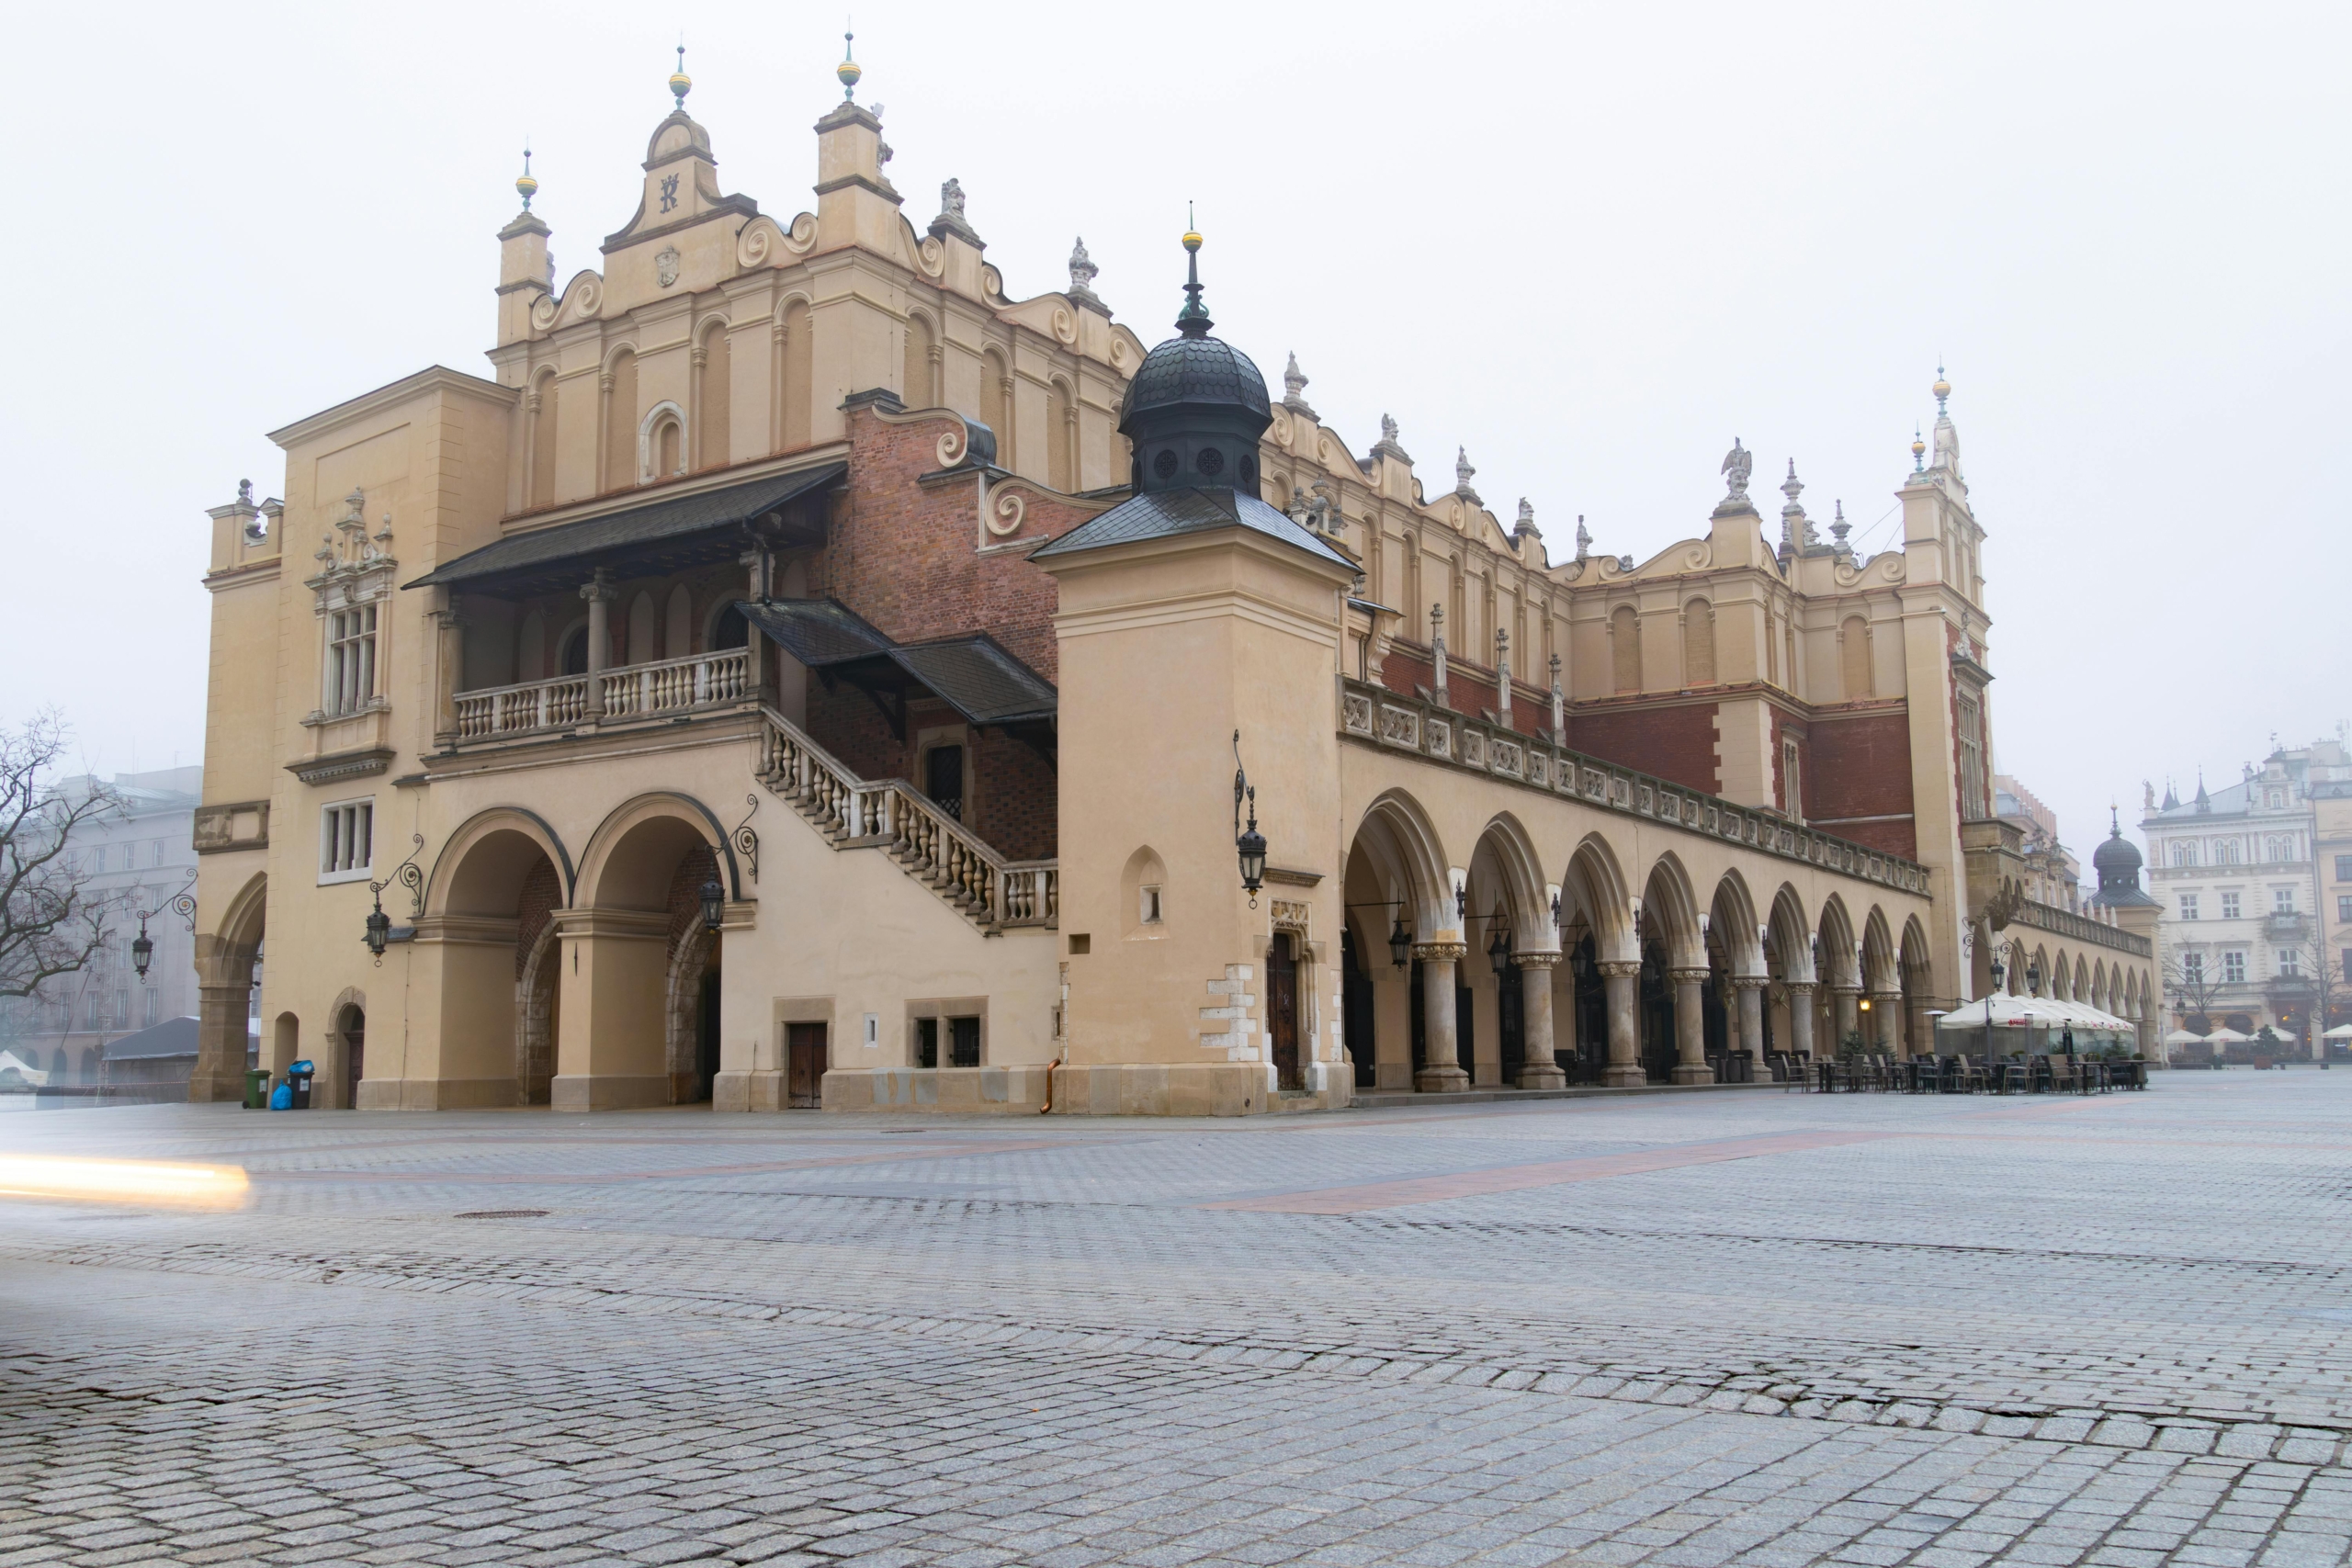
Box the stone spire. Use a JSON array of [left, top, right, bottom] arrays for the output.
[[1928, 364, 1963, 479], [1779, 459, 1812, 552], [1175, 209, 1210, 336], [1067, 236, 1104, 311], [1283, 352, 1315, 416], [1828, 500, 1852, 554]]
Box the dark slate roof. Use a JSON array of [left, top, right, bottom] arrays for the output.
[[1120, 335, 1271, 428], [740, 597, 894, 667], [1027, 487, 1353, 570], [101, 1016, 200, 1061], [405, 464, 844, 594], [737, 600, 1057, 728], [890, 637, 1057, 727]]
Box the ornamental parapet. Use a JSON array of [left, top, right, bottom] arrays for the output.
[[2008, 897, 2153, 958], [1337, 675, 1931, 897]]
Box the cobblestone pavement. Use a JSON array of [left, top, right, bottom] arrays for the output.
[[6, 1074, 2352, 1567]]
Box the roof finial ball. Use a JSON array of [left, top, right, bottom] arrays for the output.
[[838, 28, 862, 101], [1933, 363, 1951, 416], [1911, 424, 1928, 471], [669, 43, 691, 111], [1176, 204, 1212, 338], [515, 144, 537, 211]]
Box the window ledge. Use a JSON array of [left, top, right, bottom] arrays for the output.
[[318, 866, 375, 887]]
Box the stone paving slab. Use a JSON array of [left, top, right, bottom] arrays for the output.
[[5, 1074, 2352, 1565]]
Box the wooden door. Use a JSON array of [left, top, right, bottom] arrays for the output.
[[786, 1021, 827, 1109], [344, 1010, 365, 1110], [1268, 935, 1301, 1090]]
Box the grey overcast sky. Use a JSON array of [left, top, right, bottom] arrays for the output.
[[4, 0, 2344, 860]]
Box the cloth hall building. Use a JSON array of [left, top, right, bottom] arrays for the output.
[[186, 52, 2158, 1113]]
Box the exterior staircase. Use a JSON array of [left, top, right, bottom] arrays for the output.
[[754, 708, 1056, 935]]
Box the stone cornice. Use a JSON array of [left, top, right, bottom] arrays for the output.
[[267, 365, 514, 450]]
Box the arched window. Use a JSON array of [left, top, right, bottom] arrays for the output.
[[1681, 598, 1715, 686], [652, 416, 683, 481], [664, 586, 693, 659], [903, 312, 936, 407], [603, 351, 638, 491], [1047, 378, 1076, 491], [528, 370, 559, 508], [1610, 605, 1640, 694], [710, 605, 748, 651], [1839, 615, 1872, 699], [697, 321, 730, 470], [560, 625, 591, 676]]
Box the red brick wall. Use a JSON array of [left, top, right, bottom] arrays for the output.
[[973, 729, 1057, 861], [804, 674, 907, 784], [1378, 645, 1551, 737], [1808, 707, 1916, 859], [817, 404, 1099, 683], [664, 843, 720, 959], [514, 855, 560, 981], [1568, 701, 1722, 795]]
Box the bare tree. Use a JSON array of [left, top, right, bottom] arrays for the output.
[[0, 715, 118, 999], [2163, 952, 2230, 1032]]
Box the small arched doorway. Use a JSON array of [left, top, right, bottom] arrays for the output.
[[336, 1005, 366, 1109]]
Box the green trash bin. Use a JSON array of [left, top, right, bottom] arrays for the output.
[[243, 1067, 271, 1111]]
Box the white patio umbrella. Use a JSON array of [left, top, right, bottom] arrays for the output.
[[2203, 1026, 2252, 1045], [2163, 1028, 2206, 1046], [2324, 1023, 2352, 1041]]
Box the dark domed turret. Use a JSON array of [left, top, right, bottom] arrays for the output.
[[2087, 808, 2160, 908], [1118, 228, 1271, 495]]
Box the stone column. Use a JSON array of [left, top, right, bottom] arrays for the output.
[[1599, 960, 1644, 1087], [1784, 981, 1817, 1068], [433, 592, 466, 746], [581, 570, 616, 718], [1515, 951, 1566, 1089], [187, 980, 254, 1103], [1736, 976, 1769, 1080], [1414, 942, 1470, 1093], [1831, 985, 1860, 1052], [740, 547, 767, 700], [1907, 998, 1936, 1062], [1870, 991, 1903, 1055], [1670, 966, 1713, 1084]]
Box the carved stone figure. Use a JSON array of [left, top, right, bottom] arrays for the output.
[[940, 178, 966, 220], [1454, 446, 1477, 501], [1381, 413, 1399, 446], [1575, 514, 1591, 561], [1720, 438, 1753, 505], [655, 247, 681, 288], [1283, 352, 1312, 413]]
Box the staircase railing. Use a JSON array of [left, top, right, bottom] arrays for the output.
[[757, 707, 1057, 931]]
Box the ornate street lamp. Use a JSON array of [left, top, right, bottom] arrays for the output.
[[363, 895, 391, 959], [362, 834, 426, 967], [1487, 921, 1511, 977], [1231, 731, 1266, 907], [1387, 913, 1413, 970], [699, 876, 726, 934], [130, 921, 153, 980]]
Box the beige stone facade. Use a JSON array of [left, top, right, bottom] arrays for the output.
[[187, 54, 2153, 1115]]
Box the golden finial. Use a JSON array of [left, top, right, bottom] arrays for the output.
[[837, 26, 862, 100], [1932, 361, 1951, 415], [1182, 200, 1202, 253], [669, 42, 692, 110], [1911, 423, 1927, 471], [515, 143, 537, 209]]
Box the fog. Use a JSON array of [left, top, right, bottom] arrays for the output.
[[5, 0, 2343, 856]]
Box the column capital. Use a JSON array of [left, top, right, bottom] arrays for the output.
[[1668, 966, 1712, 985], [1734, 975, 1772, 992], [579, 575, 618, 604], [1595, 959, 1643, 979], [1829, 982, 1863, 997], [1512, 949, 1563, 971], [1413, 942, 1467, 963], [1782, 979, 1818, 994]]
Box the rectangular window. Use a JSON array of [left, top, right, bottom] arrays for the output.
[[152, 840, 167, 868], [143, 987, 159, 1028], [2172, 841, 2199, 867], [2222, 951, 2247, 985], [2276, 888, 2296, 914], [2216, 840, 2241, 864], [949, 1015, 981, 1068], [2222, 893, 2242, 919], [2279, 949, 2302, 977], [2337, 855, 2352, 882], [913, 1017, 938, 1069], [2180, 953, 2205, 985], [2342, 896, 2352, 924], [83, 994, 101, 1029], [2179, 894, 2199, 920], [326, 605, 379, 716], [320, 801, 374, 880], [112, 990, 130, 1029]]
